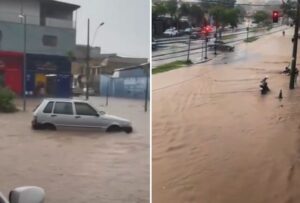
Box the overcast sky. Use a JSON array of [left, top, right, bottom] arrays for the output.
[[58, 0, 150, 59]]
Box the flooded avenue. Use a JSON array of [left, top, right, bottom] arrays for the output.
[[153, 27, 300, 203]]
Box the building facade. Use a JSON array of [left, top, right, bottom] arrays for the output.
[[0, 0, 79, 97]]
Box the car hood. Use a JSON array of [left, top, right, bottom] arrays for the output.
[[101, 114, 131, 125]]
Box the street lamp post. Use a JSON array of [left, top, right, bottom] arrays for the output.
[[19, 14, 27, 111], [85, 18, 90, 100], [186, 24, 192, 63], [290, 0, 300, 89], [246, 27, 249, 41], [214, 30, 217, 55], [85, 20, 105, 100], [205, 36, 208, 60]]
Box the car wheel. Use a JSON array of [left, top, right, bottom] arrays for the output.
[[32, 124, 42, 130], [43, 123, 57, 131], [124, 127, 133, 134], [106, 125, 121, 133]]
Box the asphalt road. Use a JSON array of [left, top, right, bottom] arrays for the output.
[[153, 27, 300, 203], [152, 25, 287, 67]]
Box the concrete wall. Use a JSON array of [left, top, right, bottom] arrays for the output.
[[0, 21, 76, 56]]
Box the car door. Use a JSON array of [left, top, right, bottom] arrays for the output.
[[50, 101, 75, 127], [73, 102, 105, 128]]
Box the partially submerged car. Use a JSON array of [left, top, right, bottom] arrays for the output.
[[163, 27, 178, 37], [32, 98, 133, 133], [0, 186, 45, 203], [208, 40, 234, 52]]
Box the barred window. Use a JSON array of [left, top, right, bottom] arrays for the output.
[[42, 35, 57, 47]]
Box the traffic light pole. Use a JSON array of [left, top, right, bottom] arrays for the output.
[[289, 0, 300, 89], [214, 31, 217, 55], [187, 35, 191, 62], [205, 36, 208, 60]]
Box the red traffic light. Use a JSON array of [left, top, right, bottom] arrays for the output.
[[273, 11, 279, 23], [201, 26, 212, 34]]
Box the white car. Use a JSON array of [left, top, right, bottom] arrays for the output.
[[164, 27, 178, 37], [32, 98, 133, 133]]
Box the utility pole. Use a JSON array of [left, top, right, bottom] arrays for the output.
[[85, 18, 90, 100], [246, 26, 249, 41], [187, 24, 192, 62], [214, 31, 217, 55], [144, 65, 149, 112], [205, 36, 208, 60], [187, 35, 191, 62], [19, 14, 27, 111], [290, 0, 300, 89]]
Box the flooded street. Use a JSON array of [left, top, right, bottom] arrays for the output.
[[153, 27, 300, 203], [0, 97, 149, 203]]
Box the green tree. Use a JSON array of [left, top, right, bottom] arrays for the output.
[[152, 2, 168, 19], [179, 3, 204, 26], [253, 10, 270, 25], [201, 0, 236, 10], [224, 8, 240, 28], [189, 5, 205, 25], [235, 5, 246, 19], [281, 0, 297, 21], [165, 0, 179, 19], [209, 6, 226, 27]]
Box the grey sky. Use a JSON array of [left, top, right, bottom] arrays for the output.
[[58, 0, 150, 58]]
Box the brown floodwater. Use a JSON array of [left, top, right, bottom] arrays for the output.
[[0, 97, 149, 203], [153, 27, 300, 203]]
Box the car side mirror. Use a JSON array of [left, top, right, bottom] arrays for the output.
[[99, 111, 105, 116], [0, 192, 9, 203], [9, 186, 45, 203]]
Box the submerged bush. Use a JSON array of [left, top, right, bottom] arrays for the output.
[[0, 87, 17, 113]]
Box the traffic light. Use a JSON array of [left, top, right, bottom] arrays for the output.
[[272, 11, 279, 23]]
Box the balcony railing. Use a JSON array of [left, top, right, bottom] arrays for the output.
[[45, 17, 75, 29]]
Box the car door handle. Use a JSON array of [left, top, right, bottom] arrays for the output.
[[75, 116, 81, 119], [51, 115, 57, 117]]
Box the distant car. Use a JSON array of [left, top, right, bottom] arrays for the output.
[[32, 98, 133, 133], [184, 27, 195, 34], [208, 40, 234, 52], [190, 32, 201, 39], [163, 27, 178, 37]]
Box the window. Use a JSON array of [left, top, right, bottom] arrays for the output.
[[42, 35, 57, 47], [75, 102, 98, 116], [43, 101, 54, 113], [53, 102, 73, 115]]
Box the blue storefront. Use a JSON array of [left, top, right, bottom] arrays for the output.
[[25, 54, 72, 98], [100, 63, 150, 99]]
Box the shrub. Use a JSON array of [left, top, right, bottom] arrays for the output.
[[0, 87, 17, 113]]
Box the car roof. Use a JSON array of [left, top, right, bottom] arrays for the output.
[[43, 98, 89, 103]]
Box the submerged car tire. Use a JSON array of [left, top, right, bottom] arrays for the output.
[[123, 127, 133, 134], [106, 125, 121, 133], [43, 123, 57, 131]]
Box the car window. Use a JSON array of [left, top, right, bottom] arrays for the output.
[[43, 101, 54, 113], [75, 102, 98, 116], [53, 102, 73, 115]]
